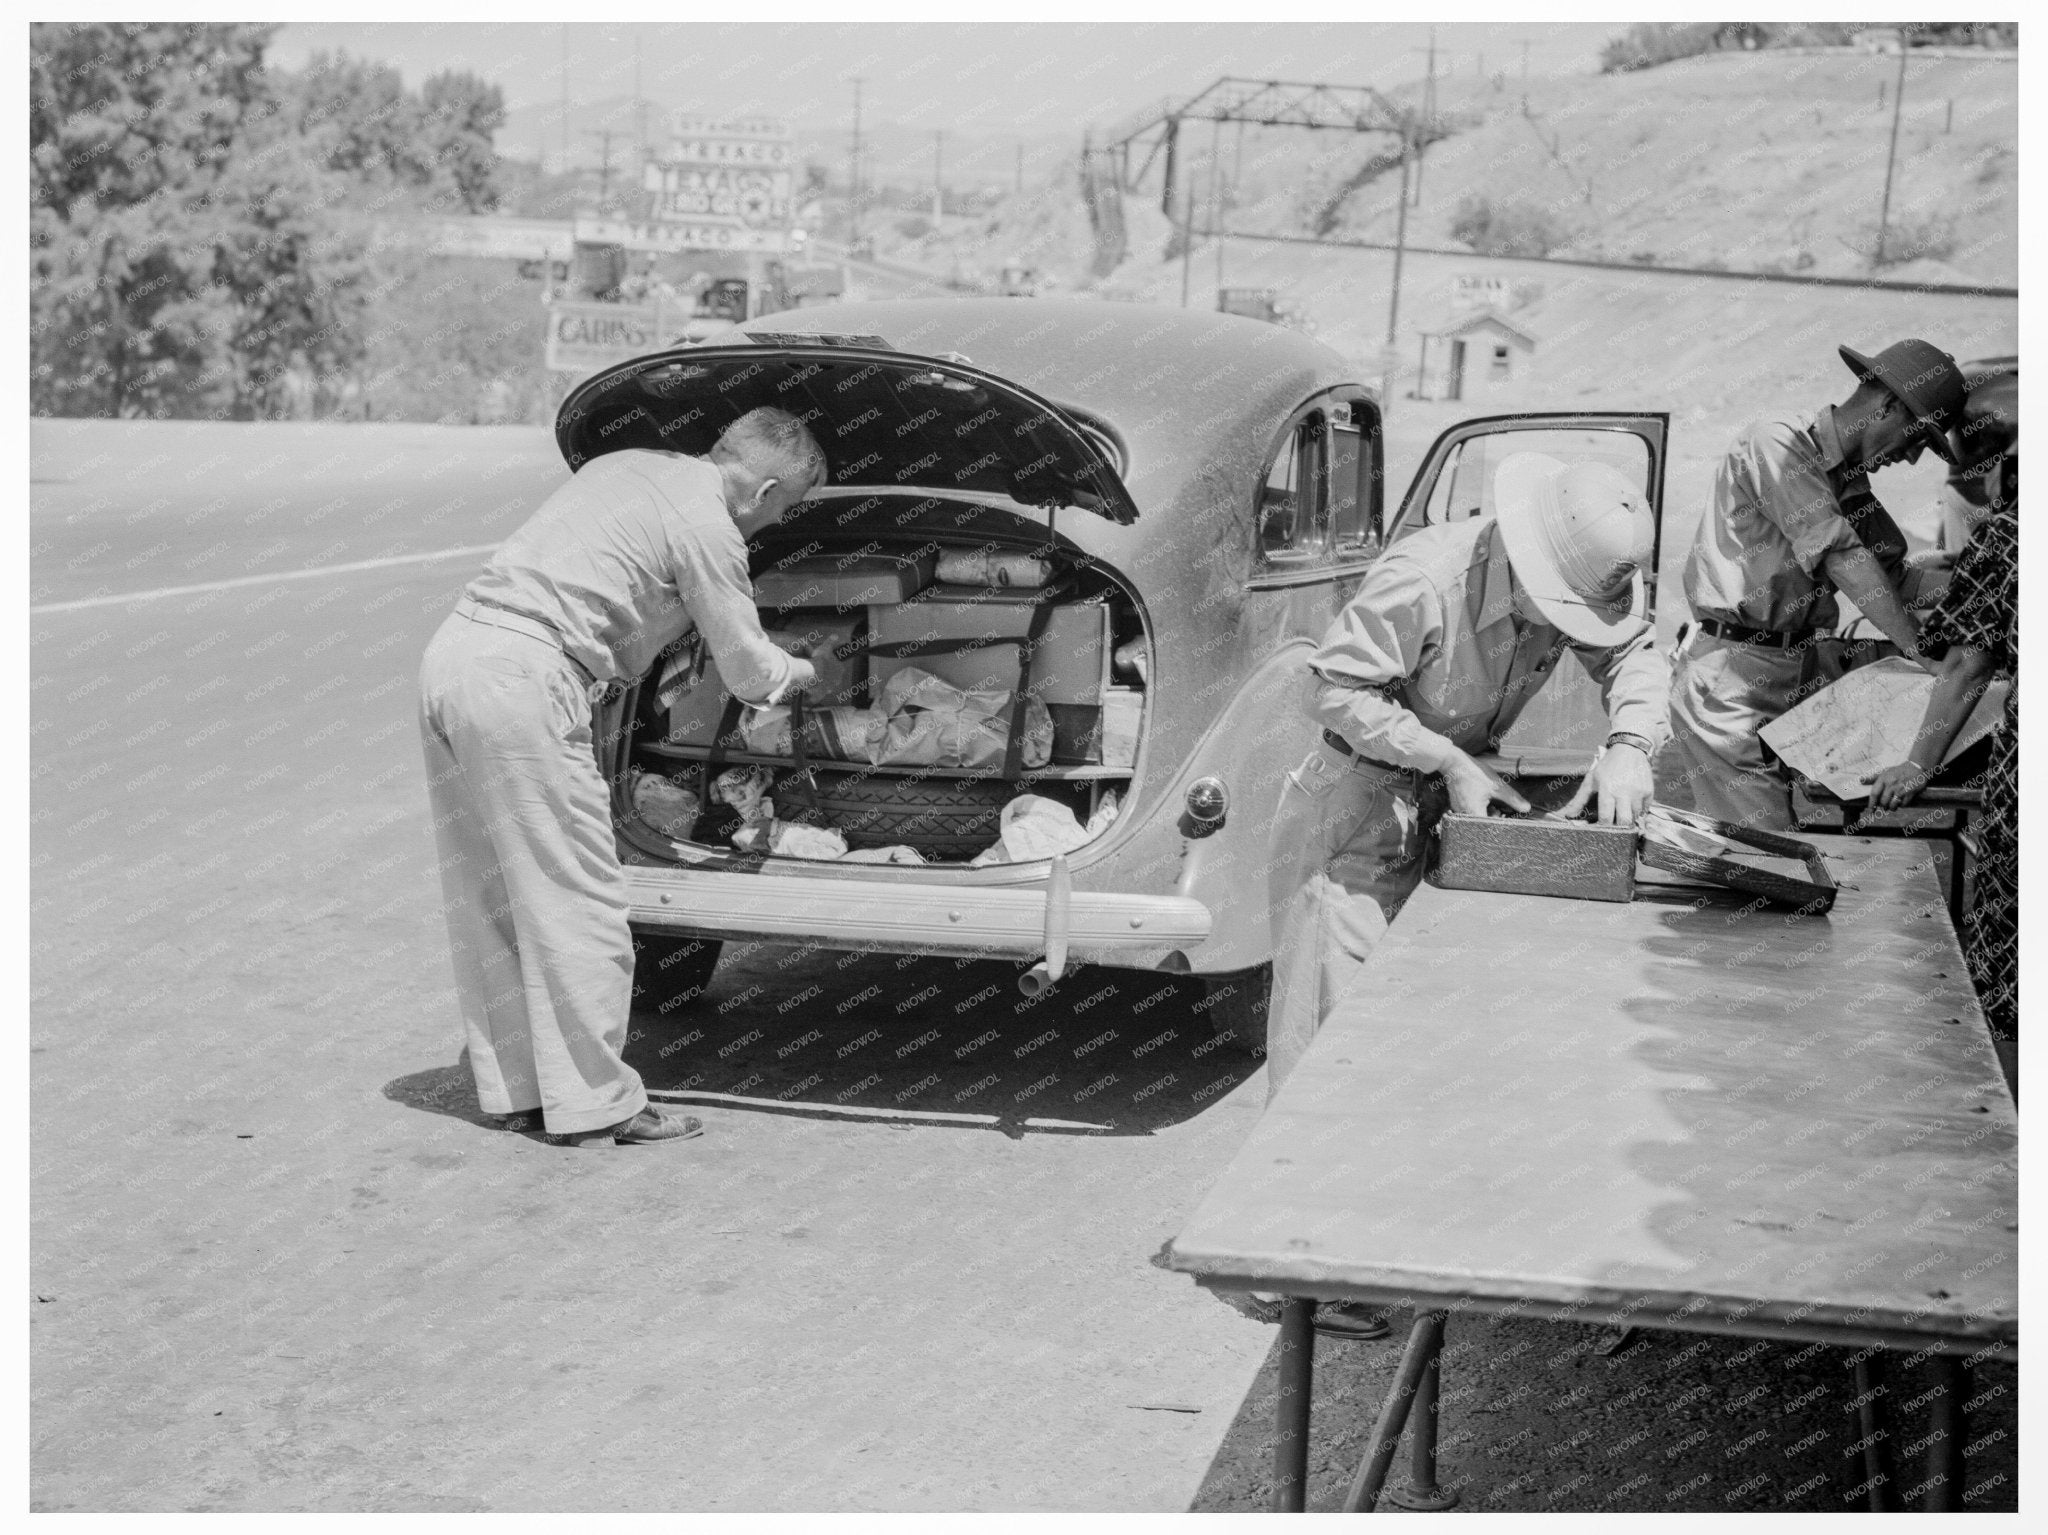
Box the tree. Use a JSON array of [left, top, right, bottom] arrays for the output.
[[191, 124, 376, 418], [288, 50, 432, 186], [31, 23, 277, 415], [31, 22, 370, 418], [281, 56, 505, 213], [420, 71, 506, 213]]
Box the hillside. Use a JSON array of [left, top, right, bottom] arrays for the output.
[[868, 48, 2017, 290], [1072, 233, 2016, 643]]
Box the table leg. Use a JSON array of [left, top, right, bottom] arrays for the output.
[[1852, 1354, 1896, 1512], [1943, 823, 1968, 929], [1386, 1311, 1458, 1510], [1343, 1310, 1446, 1513], [1273, 1298, 1316, 1512], [1923, 1356, 1967, 1511]]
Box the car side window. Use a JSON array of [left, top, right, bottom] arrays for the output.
[[1326, 411, 1380, 560], [1421, 428, 1651, 527], [1257, 411, 1332, 569]]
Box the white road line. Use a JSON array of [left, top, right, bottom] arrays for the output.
[[647, 1089, 1110, 1132], [30, 543, 502, 615]]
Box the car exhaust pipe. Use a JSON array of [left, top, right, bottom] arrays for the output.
[[1021, 853, 1073, 997]]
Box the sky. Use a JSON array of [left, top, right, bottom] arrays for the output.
[[268, 21, 1613, 171]]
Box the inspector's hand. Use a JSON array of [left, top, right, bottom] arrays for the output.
[[769, 657, 819, 702], [1862, 761, 1931, 810], [1560, 743, 1655, 826], [1442, 750, 1531, 818]]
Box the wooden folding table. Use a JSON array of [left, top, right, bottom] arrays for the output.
[[1169, 839, 2017, 1512]]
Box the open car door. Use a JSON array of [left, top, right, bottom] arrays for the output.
[[1387, 412, 1670, 780]]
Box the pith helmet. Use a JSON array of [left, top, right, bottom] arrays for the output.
[[1493, 453, 1653, 646]]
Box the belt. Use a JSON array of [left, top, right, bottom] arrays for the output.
[[1693, 617, 1816, 651], [1321, 728, 1416, 777], [453, 597, 605, 696]]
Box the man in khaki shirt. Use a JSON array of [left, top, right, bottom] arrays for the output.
[[1672, 338, 1966, 830], [1249, 454, 1667, 1342], [1266, 454, 1669, 1090], [419, 408, 824, 1146]]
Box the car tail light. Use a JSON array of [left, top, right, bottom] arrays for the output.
[[1185, 777, 1228, 836]]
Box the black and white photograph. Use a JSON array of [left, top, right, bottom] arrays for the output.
[[28, 8, 2022, 1516]]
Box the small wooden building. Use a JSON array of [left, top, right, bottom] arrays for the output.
[[1415, 309, 1537, 402]]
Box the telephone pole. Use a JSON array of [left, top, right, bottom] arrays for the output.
[[1413, 28, 1436, 207], [559, 24, 570, 175], [848, 77, 865, 246], [633, 33, 646, 183], [932, 129, 944, 229], [586, 128, 621, 201], [1875, 44, 1910, 267], [1384, 123, 1414, 405]]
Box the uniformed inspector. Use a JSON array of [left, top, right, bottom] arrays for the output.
[[1670, 338, 1966, 830], [419, 407, 825, 1146], [1265, 455, 1671, 1096]]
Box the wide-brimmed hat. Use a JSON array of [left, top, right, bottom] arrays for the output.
[[1494, 453, 1653, 646], [1838, 338, 1968, 465]]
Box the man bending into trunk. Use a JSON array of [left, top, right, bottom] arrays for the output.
[[419, 407, 825, 1146]]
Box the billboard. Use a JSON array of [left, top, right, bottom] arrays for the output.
[[644, 115, 794, 253], [544, 300, 665, 375]]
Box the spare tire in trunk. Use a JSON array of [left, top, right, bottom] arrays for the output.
[[791, 768, 1010, 860]]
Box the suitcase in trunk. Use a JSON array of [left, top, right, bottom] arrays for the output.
[[867, 586, 1110, 705]]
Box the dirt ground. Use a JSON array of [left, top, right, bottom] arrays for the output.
[[30, 417, 2017, 1512]]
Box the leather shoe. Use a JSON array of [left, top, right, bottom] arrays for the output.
[[568, 1105, 705, 1148], [496, 1109, 545, 1132], [1312, 1300, 1391, 1341]]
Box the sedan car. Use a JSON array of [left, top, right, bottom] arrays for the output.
[[555, 299, 1669, 1049]]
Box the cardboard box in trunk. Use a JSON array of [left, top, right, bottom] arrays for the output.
[[664, 614, 866, 747], [754, 553, 934, 614], [1049, 688, 1142, 767], [867, 585, 1111, 706]]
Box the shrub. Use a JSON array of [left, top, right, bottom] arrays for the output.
[[1600, 23, 1729, 73], [1448, 195, 1572, 258], [1863, 212, 1959, 270]]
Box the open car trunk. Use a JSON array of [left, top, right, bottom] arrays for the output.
[[615, 502, 1148, 871]]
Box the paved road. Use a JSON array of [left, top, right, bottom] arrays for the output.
[[31, 418, 2016, 1511], [29, 418, 1279, 1511]]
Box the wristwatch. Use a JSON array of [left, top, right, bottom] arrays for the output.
[[1604, 731, 1654, 756]]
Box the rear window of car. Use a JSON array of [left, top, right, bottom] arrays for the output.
[[1257, 401, 1378, 573]]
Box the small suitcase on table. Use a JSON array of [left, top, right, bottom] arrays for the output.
[[1433, 805, 1837, 913]]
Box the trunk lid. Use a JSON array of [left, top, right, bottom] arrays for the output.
[[555, 340, 1139, 523]]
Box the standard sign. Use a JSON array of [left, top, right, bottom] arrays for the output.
[[643, 114, 794, 253], [1452, 274, 1509, 312], [545, 300, 663, 374]]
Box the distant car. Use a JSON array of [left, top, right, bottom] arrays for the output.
[[556, 299, 1670, 1047]]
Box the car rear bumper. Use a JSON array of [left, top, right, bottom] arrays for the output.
[[625, 866, 1211, 961]]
